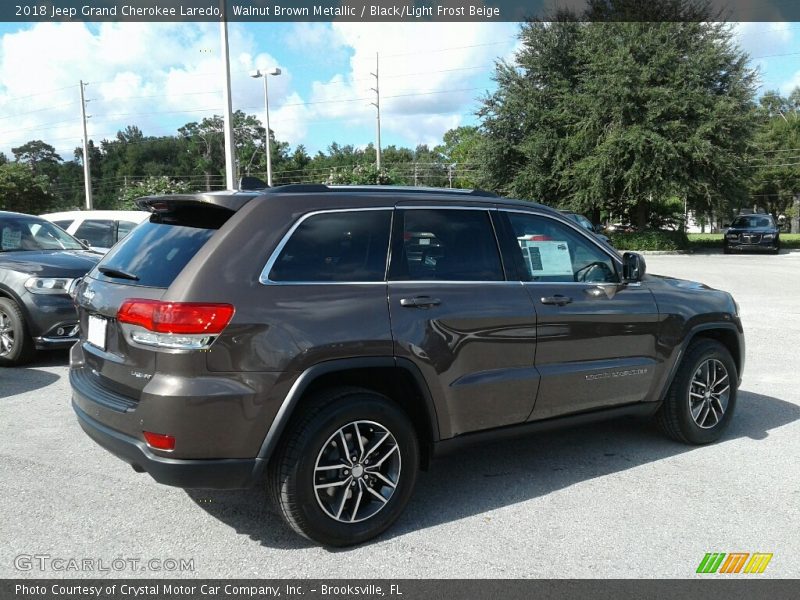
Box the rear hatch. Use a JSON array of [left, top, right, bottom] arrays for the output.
[[73, 195, 247, 402]]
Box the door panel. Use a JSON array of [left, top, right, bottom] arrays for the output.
[[390, 282, 539, 436], [387, 208, 538, 437], [528, 282, 659, 419], [498, 210, 661, 420]]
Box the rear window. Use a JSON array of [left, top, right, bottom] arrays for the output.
[[92, 205, 231, 288]]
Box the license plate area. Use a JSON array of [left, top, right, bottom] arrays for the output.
[[86, 315, 108, 350]]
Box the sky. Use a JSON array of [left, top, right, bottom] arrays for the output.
[[0, 20, 799, 162]]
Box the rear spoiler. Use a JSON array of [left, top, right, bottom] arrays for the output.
[[135, 192, 259, 214]]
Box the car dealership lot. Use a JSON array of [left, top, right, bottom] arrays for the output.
[[1, 253, 798, 578]]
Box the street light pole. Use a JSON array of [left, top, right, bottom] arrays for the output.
[[219, 13, 237, 190], [251, 68, 282, 187], [79, 80, 93, 209], [370, 53, 382, 171]]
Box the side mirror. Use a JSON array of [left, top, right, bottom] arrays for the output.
[[622, 252, 646, 282], [594, 224, 604, 233], [723, 223, 730, 228], [80, 239, 92, 248]]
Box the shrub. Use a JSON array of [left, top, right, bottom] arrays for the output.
[[608, 229, 689, 251]]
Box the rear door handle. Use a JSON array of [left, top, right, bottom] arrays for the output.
[[540, 295, 572, 306], [400, 296, 441, 308]]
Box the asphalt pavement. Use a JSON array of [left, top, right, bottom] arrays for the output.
[[1, 252, 798, 578]]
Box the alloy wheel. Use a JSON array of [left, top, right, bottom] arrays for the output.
[[688, 358, 730, 429], [0, 309, 15, 357], [313, 420, 401, 523]]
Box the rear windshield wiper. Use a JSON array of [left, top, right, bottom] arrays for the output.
[[98, 266, 140, 281]]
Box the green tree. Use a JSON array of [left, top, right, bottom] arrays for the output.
[[435, 126, 484, 188], [479, 3, 757, 228], [0, 163, 55, 214], [325, 164, 395, 185], [748, 88, 800, 220], [117, 176, 192, 209]]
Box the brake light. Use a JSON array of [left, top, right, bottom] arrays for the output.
[[118, 299, 234, 334], [143, 431, 175, 451]]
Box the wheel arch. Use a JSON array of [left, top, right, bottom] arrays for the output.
[[658, 322, 744, 403], [256, 357, 440, 472]]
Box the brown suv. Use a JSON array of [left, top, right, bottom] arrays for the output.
[[70, 185, 744, 546]]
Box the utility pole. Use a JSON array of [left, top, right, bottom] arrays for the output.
[[79, 80, 93, 210], [219, 8, 237, 190], [370, 52, 382, 171]]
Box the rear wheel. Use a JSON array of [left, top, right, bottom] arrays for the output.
[[269, 387, 419, 546], [657, 339, 737, 444], [0, 298, 35, 367]]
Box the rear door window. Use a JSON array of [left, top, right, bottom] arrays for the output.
[[75, 220, 115, 248], [268, 210, 392, 283], [389, 209, 504, 281]]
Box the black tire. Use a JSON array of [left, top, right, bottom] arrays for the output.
[[0, 297, 35, 367], [656, 339, 737, 444], [269, 387, 419, 546], [723, 245, 731, 254], [771, 244, 780, 255]]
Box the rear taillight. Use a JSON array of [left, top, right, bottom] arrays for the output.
[[118, 299, 234, 334], [143, 431, 175, 451], [117, 299, 234, 350]]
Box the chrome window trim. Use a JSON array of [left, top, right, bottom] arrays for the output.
[[395, 205, 496, 211], [259, 207, 393, 286], [499, 208, 623, 283]]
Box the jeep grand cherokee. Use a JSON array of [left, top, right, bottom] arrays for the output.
[[70, 185, 744, 546]]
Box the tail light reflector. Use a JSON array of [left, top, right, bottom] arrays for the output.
[[118, 299, 234, 334], [143, 431, 175, 451]]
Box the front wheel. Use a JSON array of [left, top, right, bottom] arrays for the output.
[[656, 339, 737, 444], [269, 387, 419, 546], [0, 298, 35, 367]]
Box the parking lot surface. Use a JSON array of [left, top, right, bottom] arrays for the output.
[[1, 253, 798, 578]]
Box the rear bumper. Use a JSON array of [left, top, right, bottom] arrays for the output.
[[72, 400, 263, 489]]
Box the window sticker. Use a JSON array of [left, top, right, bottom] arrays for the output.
[[518, 238, 573, 277], [2, 227, 22, 250]]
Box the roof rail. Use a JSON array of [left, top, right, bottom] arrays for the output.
[[268, 184, 499, 198], [269, 184, 330, 193]]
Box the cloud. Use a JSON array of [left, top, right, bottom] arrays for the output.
[[0, 22, 286, 158], [0, 21, 518, 161], [274, 21, 518, 148]]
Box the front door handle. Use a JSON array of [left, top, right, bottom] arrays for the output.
[[540, 295, 572, 306], [400, 296, 441, 308]]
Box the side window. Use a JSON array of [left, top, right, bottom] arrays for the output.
[[268, 210, 392, 282], [52, 220, 73, 230], [116, 220, 138, 242], [74, 219, 115, 248], [389, 209, 504, 281], [506, 212, 618, 283]]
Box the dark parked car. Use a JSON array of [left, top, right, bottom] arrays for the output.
[[724, 214, 780, 254], [561, 211, 613, 245], [0, 212, 101, 366], [70, 185, 744, 546]]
